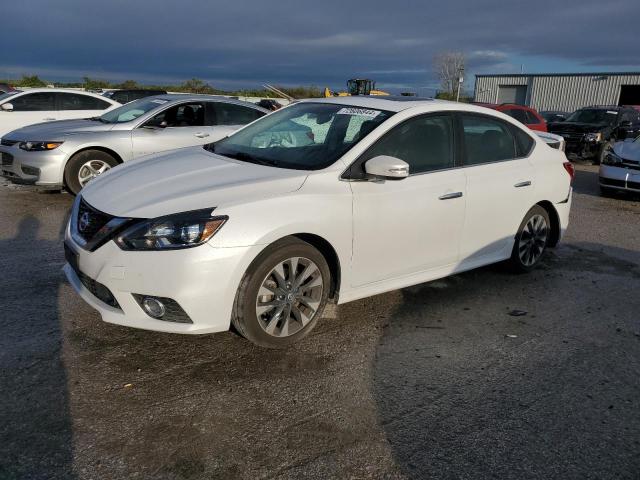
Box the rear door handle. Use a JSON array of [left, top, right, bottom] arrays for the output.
[[514, 181, 532, 188], [195, 132, 210, 138], [438, 192, 463, 200]]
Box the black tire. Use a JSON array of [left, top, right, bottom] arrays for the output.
[[231, 237, 331, 348], [597, 140, 614, 165], [509, 205, 551, 273], [64, 149, 119, 195]]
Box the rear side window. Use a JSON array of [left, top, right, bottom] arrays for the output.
[[461, 114, 516, 165], [10, 92, 56, 111], [214, 103, 264, 125], [359, 114, 455, 175], [513, 127, 535, 157], [57, 93, 111, 110], [145, 102, 205, 127], [504, 108, 529, 124]]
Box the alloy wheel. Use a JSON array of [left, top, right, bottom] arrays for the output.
[[78, 159, 111, 187], [518, 214, 548, 267], [255, 256, 324, 337]]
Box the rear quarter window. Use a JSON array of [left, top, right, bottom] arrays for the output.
[[513, 127, 535, 157]]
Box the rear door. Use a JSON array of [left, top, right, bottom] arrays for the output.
[[457, 113, 535, 264], [55, 92, 114, 121], [209, 102, 265, 140], [0, 91, 57, 135], [349, 113, 466, 286]]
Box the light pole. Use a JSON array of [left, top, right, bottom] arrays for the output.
[[456, 66, 465, 102]]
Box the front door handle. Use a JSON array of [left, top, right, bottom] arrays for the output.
[[195, 132, 210, 138], [514, 181, 532, 188], [438, 192, 463, 200]]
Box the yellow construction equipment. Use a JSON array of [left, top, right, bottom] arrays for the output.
[[323, 78, 389, 97]]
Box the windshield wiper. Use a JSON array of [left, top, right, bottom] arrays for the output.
[[88, 116, 109, 123], [216, 149, 278, 167]]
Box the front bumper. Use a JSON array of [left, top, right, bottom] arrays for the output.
[[63, 234, 264, 334], [564, 140, 600, 160], [599, 164, 640, 192], [0, 145, 67, 186]]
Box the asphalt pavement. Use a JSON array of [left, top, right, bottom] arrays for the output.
[[0, 165, 638, 480]]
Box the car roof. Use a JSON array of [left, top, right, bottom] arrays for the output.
[[8, 88, 119, 103], [297, 96, 456, 113], [148, 94, 268, 111]]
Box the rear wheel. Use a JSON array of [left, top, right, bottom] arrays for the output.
[[509, 205, 550, 273], [231, 238, 330, 348], [64, 150, 118, 195]]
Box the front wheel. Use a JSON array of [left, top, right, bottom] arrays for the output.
[[509, 205, 550, 273], [64, 149, 118, 195], [231, 238, 331, 348]]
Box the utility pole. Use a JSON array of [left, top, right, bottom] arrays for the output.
[[456, 66, 465, 102]]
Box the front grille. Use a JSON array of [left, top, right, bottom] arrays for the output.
[[65, 242, 120, 309], [1, 152, 13, 166], [0, 139, 18, 147], [621, 161, 640, 171], [76, 198, 116, 244]]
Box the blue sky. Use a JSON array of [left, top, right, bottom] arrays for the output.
[[1, 0, 639, 93]]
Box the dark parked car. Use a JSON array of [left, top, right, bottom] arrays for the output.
[[103, 89, 167, 104], [540, 111, 570, 123], [548, 106, 640, 163]]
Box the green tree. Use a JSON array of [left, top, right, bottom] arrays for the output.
[[18, 75, 47, 87], [117, 79, 138, 89], [82, 76, 110, 90], [180, 78, 218, 94]]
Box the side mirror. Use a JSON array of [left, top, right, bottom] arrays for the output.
[[143, 119, 168, 130], [1, 103, 13, 111], [364, 155, 409, 180]]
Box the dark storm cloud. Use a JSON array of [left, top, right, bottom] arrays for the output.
[[1, 0, 638, 90]]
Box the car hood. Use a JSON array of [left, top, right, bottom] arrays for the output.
[[613, 140, 640, 161], [81, 146, 309, 218], [3, 119, 114, 140], [548, 121, 609, 133]]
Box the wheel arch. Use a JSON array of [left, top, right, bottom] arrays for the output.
[[536, 200, 561, 247], [62, 146, 124, 189], [291, 233, 341, 301]]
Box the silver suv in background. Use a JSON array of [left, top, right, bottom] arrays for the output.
[[0, 95, 267, 194]]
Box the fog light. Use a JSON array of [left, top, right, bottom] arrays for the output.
[[142, 297, 165, 318], [21, 165, 40, 176]]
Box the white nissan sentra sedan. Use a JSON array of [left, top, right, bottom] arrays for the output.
[[63, 96, 574, 348]]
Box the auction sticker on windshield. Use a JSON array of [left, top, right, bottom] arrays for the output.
[[336, 107, 381, 118]]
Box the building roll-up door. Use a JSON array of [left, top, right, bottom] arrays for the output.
[[498, 85, 527, 105]]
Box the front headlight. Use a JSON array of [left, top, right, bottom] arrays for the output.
[[585, 132, 602, 142], [19, 141, 63, 151], [602, 151, 623, 166], [115, 209, 227, 251]]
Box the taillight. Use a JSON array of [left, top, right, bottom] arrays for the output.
[[563, 161, 575, 183]]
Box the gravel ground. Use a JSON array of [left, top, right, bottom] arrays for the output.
[[0, 164, 638, 479]]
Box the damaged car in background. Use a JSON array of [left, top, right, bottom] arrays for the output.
[[548, 105, 640, 164], [0, 95, 267, 194], [599, 133, 640, 195]]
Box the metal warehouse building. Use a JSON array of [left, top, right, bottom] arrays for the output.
[[474, 73, 640, 112]]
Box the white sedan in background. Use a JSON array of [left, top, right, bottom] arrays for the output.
[[64, 97, 573, 348], [1, 95, 268, 194], [0, 88, 120, 138]]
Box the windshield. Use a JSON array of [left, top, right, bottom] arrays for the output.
[[206, 102, 394, 170], [98, 97, 169, 123], [0, 91, 18, 103], [566, 109, 618, 125]]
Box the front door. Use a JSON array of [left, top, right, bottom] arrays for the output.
[[349, 113, 466, 287]]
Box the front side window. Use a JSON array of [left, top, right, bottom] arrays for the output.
[[56, 93, 111, 110], [10, 92, 56, 111], [354, 114, 454, 177], [100, 97, 168, 123], [462, 114, 516, 165], [207, 102, 394, 170], [144, 102, 205, 128], [214, 103, 264, 125]]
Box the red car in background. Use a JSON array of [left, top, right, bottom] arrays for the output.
[[473, 103, 548, 132]]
